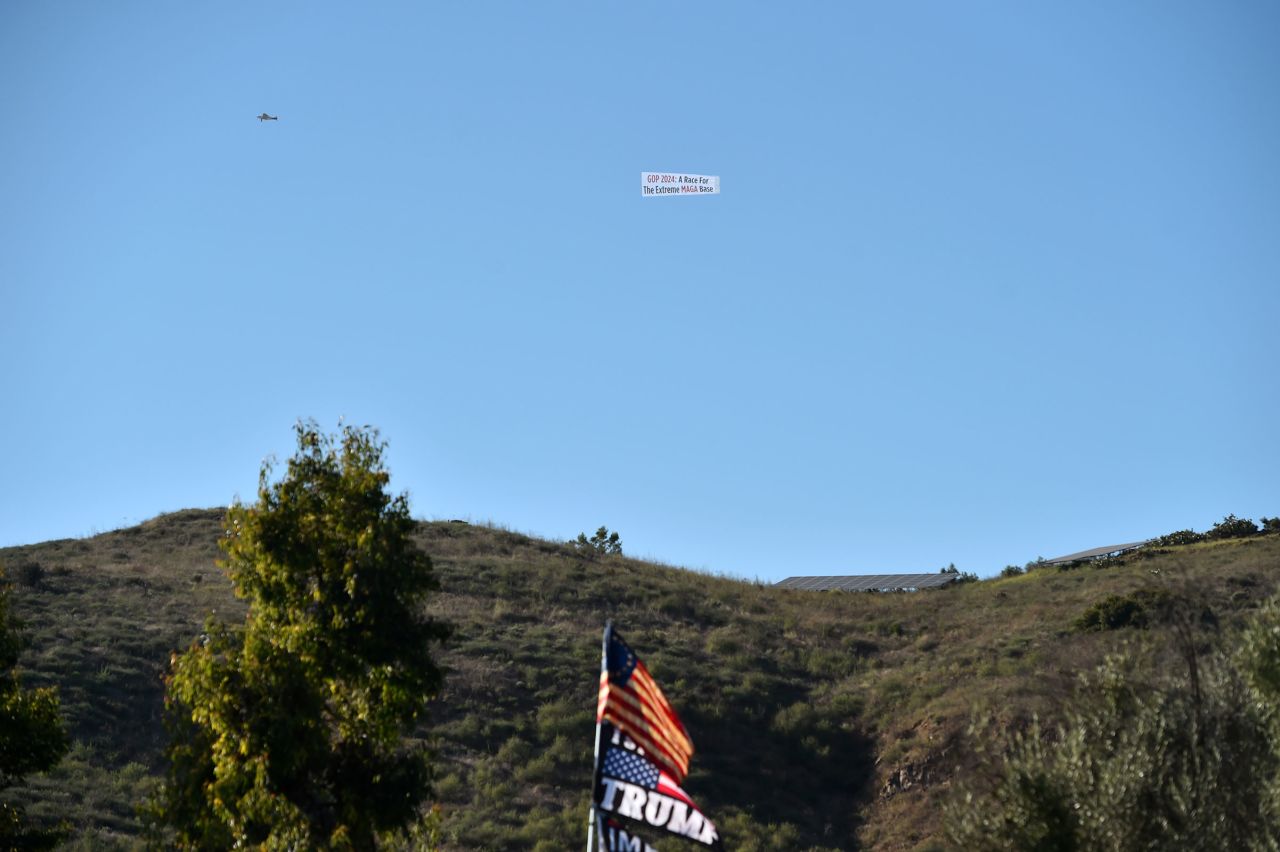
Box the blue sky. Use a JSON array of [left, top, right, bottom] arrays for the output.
[[2, 1, 1277, 580]]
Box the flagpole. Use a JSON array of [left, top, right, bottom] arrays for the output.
[[587, 621, 611, 852]]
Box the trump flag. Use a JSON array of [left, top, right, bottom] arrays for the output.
[[593, 625, 720, 848]]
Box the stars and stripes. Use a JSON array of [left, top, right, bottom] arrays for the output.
[[597, 628, 694, 783], [604, 746, 659, 788], [603, 746, 696, 809], [589, 624, 722, 850]]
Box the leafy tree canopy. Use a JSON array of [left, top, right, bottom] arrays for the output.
[[150, 422, 450, 850], [0, 567, 69, 848]]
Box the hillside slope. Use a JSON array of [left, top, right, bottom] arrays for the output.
[[1, 511, 1278, 849]]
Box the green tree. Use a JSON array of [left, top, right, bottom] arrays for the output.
[[573, 526, 622, 556], [149, 423, 450, 850], [940, 563, 977, 584], [0, 566, 69, 848]]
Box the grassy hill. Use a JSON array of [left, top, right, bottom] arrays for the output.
[[1, 510, 1278, 849]]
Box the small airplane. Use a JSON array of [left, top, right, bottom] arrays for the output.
[[257, 113, 278, 122]]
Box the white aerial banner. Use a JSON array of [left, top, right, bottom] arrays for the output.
[[641, 172, 720, 197]]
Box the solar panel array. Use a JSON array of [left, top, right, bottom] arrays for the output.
[[775, 573, 959, 592], [1043, 540, 1150, 565]]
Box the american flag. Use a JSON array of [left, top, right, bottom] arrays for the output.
[[596, 628, 694, 783], [602, 746, 696, 809]]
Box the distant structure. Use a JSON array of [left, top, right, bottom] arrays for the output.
[[1042, 540, 1150, 567], [776, 573, 959, 592]]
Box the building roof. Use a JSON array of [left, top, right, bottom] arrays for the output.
[[775, 573, 959, 592], [1042, 540, 1151, 565]]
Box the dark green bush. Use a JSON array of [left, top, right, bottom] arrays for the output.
[[1153, 529, 1206, 547], [1207, 514, 1259, 540], [12, 561, 44, 589], [1074, 589, 1172, 632]]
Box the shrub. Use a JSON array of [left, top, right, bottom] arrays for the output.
[[1241, 596, 1280, 734], [1207, 514, 1259, 540], [572, 526, 622, 556], [1259, 517, 1280, 535], [1152, 529, 1206, 547], [1000, 565, 1025, 578], [945, 643, 1278, 850], [11, 561, 44, 589], [1074, 589, 1173, 632]]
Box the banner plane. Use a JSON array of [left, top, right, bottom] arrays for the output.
[[641, 172, 720, 197]]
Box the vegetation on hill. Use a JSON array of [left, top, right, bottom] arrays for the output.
[[1151, 513, 1277, 548], [0, 511, 1276, 849], [0, 567, 69, 849], [946, 596, 1280, 849]]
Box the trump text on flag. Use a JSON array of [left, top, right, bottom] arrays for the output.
[[641, 172, 720, 197]]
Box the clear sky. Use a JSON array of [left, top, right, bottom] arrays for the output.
[[2, 1, 1277, 581]]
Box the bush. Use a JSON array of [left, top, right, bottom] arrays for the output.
[[11, 561, 44, 589], [1242, 597, 1280, 696], [1074, 590, 1173, 632], [1207, 514, 1259, 540], [945, 641, 1279, 850], [1000, 565, 1025, 578], [1152, 529, 1206, 547], [1259, 517, 1280, 535]]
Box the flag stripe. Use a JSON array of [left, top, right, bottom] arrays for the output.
[[627, 661, 690, 735], [599, 692, 689, 776], [598, 627, 698, 784], [629, 662, 692, 741], [601, 704, 688, 780], [657, 772, 695, 809], [599, 670, 693, 757], [604, 683, 692, 767], [598, 675, 693, 768]]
